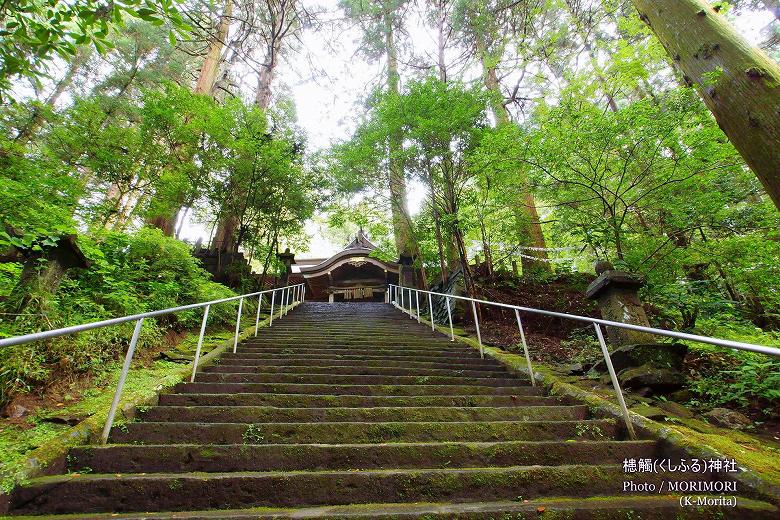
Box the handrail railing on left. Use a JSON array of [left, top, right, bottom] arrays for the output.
[[0, 283, 306, 444]]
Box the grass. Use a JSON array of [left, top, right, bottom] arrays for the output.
[[0, 327, 236, 493]]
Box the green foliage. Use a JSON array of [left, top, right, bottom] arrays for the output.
[[688, 345, 780, 410], [0, 0, 191, 100], [0, 229, 234, 405]]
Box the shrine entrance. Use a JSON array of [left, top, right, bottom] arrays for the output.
[[297, 231, 400, 302]]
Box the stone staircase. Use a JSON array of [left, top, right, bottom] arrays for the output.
[[5, 303, 777, 518]]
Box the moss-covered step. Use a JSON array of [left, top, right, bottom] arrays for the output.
[[158, 392, 570, 408], [223, 352, 488, 364], [245, 337, 455, 345], [109, 419, 620, 444], [193, 372, 528, 387], [8, 465, 732, 515], [138, 404, 589, 423], [203, 365, 512, 379], [235, 346, 481, 357], [68, 440, 658, 474], [172, 382, 545, 396], [214, 357, 505, 371], [241, 340, 465, 349], [8, 496, 777, 519]]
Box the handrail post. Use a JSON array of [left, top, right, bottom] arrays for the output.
[[191, 305, 211, 383], [233, 296, 244, 353], [428, 292, 434, 331], [254, 294, 263, 336], [594, 323, 636, 440], [407, 288, 413, 319], [471, 300, 484, 358], [269, 290, 276, 326], [101, 317, 144, 444], [445, 296, 455, 341], [282, 287, 288, 316], [415, 290, 420, 323], [400, 286, 405, 313], [514, 309, 535, 387]]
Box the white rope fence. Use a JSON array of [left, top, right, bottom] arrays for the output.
[[467, 240, 594, 265]]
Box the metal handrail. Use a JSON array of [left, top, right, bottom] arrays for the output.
[[0, 283, 306, 443], [388, 283, 780, 440]]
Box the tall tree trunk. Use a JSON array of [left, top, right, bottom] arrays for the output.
[[255, 35, 282, 109], [476, 36, 550, 274], [426, 171, 448, 283], [212, 0, 293, 251], [436, 0, 448, 82], [147, 0, 233, 236], [384, 8, 421, 280], [195, 0, 233, 95], [631, 0, 780, 209]]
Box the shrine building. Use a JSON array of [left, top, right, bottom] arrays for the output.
[[294, 230, 400, 302]]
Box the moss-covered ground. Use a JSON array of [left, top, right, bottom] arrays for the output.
[[0, 328, 234, 492]]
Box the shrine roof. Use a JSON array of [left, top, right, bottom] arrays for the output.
[[298, 230, 398, 275]]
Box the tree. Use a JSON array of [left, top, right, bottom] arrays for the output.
[[0, 0, 191, 101], [630, 0, 780, 209], [341, 0, 422, 274], [452, 0, 552, 273]]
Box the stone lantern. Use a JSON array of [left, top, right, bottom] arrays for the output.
[[585, 261, 654, 346], [276, 248, 295, 285], [585, 261, 688, 394]]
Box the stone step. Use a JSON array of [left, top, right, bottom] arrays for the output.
[[223, 352, 487, 363], [214, 358, 505, 371], [193, 372, 528, 387], [13, 497, 775, 519], [9, 465, 724, 515], [245, 329, 449, 336], [67, 440, 658, 474], [242, 337, 456, 345], [256, 327, 442, 335], [110, 419, 619, 444], [234, 346, 479, 357], [173, 382, 545, 396], [237, 345, 465, 353], [158, 393, 569, 408], [204, 365, 510, 378], [139, 405, 589, 423]]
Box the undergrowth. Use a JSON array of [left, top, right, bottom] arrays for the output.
[[0, 228, 242, 406], [0, 327, 236, 493]]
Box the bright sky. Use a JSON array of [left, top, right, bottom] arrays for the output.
[[173, 2, 778, 258]]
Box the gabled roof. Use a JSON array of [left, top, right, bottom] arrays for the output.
[[344, 229, 376, 250], [299, 230, 398, 275]]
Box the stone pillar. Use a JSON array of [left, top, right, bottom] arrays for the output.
[[585, 261, 654, 346], [276, 248, 295, 285], [398, 253, 416, 288]]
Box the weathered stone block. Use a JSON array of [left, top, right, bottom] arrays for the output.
[[618, 364, 686, 393], [592, 343, 688, 373], [586, 267, 654, 345]]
